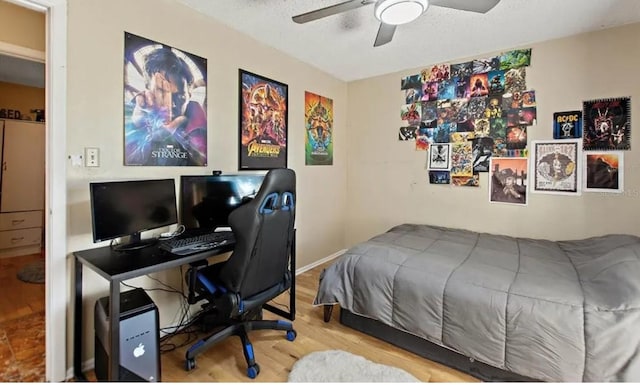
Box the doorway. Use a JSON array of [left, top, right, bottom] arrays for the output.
[[0, 2, 46, 381], [3, 0, 67, 381]]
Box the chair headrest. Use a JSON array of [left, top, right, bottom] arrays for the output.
[[254, 168, 296, 202]]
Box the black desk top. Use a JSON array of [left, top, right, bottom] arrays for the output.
[[74, 242, 235, 281]]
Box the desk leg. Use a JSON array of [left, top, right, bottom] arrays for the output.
[[290, 230, 296, 320], [73, 258, 87, 381], [108, 281, 121, 381]]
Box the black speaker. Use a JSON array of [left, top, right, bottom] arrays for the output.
[[94, 288, 161, 382]]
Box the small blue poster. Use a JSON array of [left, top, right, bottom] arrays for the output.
[[553, 110, 582, 139]]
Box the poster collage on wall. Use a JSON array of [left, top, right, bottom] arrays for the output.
[[400, 47, 632, 205], [399, 48, 535, 193]]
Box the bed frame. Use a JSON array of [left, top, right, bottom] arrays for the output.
[[324, 305, 538, 382]]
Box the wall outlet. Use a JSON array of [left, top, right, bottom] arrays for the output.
[[85, 147, 99, 167]]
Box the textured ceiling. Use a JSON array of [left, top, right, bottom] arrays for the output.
[[177, 0, 640, 81]]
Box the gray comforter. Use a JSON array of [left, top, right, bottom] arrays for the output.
[[314, 224, 640, 382]]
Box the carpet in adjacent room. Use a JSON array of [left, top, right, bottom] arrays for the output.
[[16, 260, 45, 284], [288, 349, 420, 382]]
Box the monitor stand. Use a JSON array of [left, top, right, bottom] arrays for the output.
[[113, 232, 158, 252]]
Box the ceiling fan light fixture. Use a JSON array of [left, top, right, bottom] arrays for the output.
[[374, 0, 429, 25]]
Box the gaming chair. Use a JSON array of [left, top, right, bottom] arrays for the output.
[[184, 168, 297, 379]]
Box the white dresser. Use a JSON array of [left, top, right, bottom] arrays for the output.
[[0, 119, 45, 257]]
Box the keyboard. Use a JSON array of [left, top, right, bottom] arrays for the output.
[[159, 231, 235, 255]]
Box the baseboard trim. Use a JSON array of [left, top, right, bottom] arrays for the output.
[[66, 358, 94, 381], [295, 249, 346, 275]]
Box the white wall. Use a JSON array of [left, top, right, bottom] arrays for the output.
[[346, 22, 640, 246], [65, 0, 348, 366]]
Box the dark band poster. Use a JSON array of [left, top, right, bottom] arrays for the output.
[[123, 32, 208, 166], [583, 97, 631, 151]]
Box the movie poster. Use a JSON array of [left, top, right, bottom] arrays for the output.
[[305, 91, 333, 165], [239, 70, 288, 170], [583, 97, 631, 151], [123, 32, 208, 166]]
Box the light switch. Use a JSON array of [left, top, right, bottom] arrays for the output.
[[85, 147, 99, 167]]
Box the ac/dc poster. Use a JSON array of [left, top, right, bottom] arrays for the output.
[[239, 69, 288, 170], [123, 32, 208, 166], [305, 91, 333, 165], [553, 110, 582, 139], [583, 97, 631, 150]]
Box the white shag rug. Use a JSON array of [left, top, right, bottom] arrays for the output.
[[288, 350, 421, 382]]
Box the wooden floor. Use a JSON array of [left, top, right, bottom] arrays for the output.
[[0, 252, 46, 382], [2, 252, 477, 382], [159, 260, 479, 382], [0, 252, 45, 322]]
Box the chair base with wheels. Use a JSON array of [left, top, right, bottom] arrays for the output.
[[184, 266, 297, 378], [184, 317, 297, 378]]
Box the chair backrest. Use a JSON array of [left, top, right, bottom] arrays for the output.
[[219, 168, 296, 298]]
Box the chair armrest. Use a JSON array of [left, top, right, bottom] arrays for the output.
[[186, 260, 227, 305]]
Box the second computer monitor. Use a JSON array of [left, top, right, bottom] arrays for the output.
[[180, 174, 264, 230]]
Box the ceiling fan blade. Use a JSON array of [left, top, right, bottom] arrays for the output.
[[429, 0, 501, 13], [292, 0, 372, 24], [374, 23, 396, 47]]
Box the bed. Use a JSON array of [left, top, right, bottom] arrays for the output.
[[314, 224, 640, 382]]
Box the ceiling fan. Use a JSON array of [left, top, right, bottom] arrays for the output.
[[292, 0, 501, 47]]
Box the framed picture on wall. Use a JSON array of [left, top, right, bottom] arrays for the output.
[[583, 151, 624, 193], [238, 69, 288, 170], [530, 139, 581, 196]]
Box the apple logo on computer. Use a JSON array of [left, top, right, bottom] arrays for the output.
[[133, 343, 145, 358]]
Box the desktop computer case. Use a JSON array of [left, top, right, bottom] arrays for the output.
[[94, 288, 161, 382]]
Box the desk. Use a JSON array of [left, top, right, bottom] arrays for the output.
[[73, 236, 295, 381]]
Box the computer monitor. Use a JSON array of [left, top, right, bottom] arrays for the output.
[[179, 174, 264, 231], [90, 178, 178, 251]]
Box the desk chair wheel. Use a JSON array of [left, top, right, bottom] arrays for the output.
[[247, 363, 260, 379], [185, 357, 196, 371], [286, 330, 297, 341]]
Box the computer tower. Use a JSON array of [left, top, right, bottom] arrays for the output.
[[94, 288, 161, 382]]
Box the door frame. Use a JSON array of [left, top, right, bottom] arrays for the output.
[[3, 0, 67, 382]]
